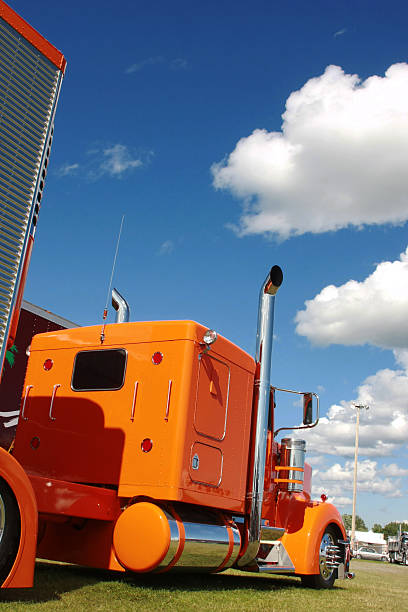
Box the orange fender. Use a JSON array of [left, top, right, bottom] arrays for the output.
[[0, 448, 37, 588], [279, 495, 346, 575]]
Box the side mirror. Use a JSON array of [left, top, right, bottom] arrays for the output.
[[303, 393, 313, 425]]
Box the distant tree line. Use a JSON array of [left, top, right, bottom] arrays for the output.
[[342, 514, 408, 538]]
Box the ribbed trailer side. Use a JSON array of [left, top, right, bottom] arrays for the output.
[[0, 1, 65, 378]]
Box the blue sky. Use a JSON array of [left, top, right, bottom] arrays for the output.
[[11, 0, 408, 527]]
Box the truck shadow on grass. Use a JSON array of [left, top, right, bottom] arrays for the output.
[[0, 562, 343, 603]]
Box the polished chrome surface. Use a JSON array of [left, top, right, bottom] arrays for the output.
[[49, 384, 60, 420], [165, 379, 172, 421], [156, 506, 241, 572], [273, 386, 319, 437], [257, 564, 295, 573], [259, 526, 285, 541], [112, 287, 130, 323], [0, 16, 63, 377], [156, 511, 180, 570], [21, 384, 33, 420], [256, 540, 295, 570], [130, 381, 138, 421], [324, 544, 342, 568], [319, 531, 335, 580], [279, 438, 306, 492], [179, 522, 231, 570], [238, 266, 283, 568], [176, 520, 240, 571]]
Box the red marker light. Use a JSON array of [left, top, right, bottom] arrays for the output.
[[152, 352, 163, 365], [141, 438, 153, 453], [43, 359, 53, 371], [321, 493, 327, 502], [30, 436, 40, 449]]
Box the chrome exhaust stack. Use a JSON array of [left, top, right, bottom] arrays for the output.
[[112, 288, 130, 323], [238, 265, 283, 568]]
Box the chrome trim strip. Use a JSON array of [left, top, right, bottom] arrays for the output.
[[257, 564, 295, 573], [156, 512, 180, 570], [130, 381, 138, 421], [165, 380, 172, 422], [21, 384, 33, 420], [49, 384, 60, 420]]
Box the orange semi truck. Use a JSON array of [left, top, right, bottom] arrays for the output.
[[1, 268, 353, 589], [0, 1, 352, 592]]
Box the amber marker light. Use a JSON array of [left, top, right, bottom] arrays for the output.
[[141, 438, 153, 453], [43, 359, 53, 371]]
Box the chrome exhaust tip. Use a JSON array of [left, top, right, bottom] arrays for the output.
[[112, 288, 130, 323]]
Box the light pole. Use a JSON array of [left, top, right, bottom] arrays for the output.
[[351, 404, 369, 552]]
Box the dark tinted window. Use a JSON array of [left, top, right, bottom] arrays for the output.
[[72, 349, 127, 391]]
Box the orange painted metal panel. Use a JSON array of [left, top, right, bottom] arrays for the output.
[[189, 442, 223, 487], [0, 0, 66, 71], [29, 474, 121, 521], [0, 448, 37, 588], [277, 493, 346, 574], [36, 517, 123, 572], [194, 354, 230, 440]]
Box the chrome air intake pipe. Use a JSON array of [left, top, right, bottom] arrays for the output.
[[112, 288, 130, 323], [238, 265, 283, 568]]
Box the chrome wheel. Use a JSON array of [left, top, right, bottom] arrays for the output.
[[319, 531, 335, 580]]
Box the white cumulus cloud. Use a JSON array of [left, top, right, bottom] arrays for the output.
[[295, 247, 408, 349], [212, 63, 408, 239], [311, 459, 404, 503], [297, 364, 408, 459]]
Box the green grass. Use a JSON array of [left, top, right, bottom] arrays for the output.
[[0, 558, 406, 611]]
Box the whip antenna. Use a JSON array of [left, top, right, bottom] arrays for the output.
[[100, 215, 125, 343]]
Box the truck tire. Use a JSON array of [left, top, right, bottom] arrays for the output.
[[301, 526, 337, 589], [0, 478, 21, 584]]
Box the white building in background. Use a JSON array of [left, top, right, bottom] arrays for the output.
[[347, 530, 386, 553]]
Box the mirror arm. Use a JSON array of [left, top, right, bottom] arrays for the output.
[[272, 387, 319, 438]]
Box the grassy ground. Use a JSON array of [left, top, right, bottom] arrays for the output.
[[0, 558, 406, 611]]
